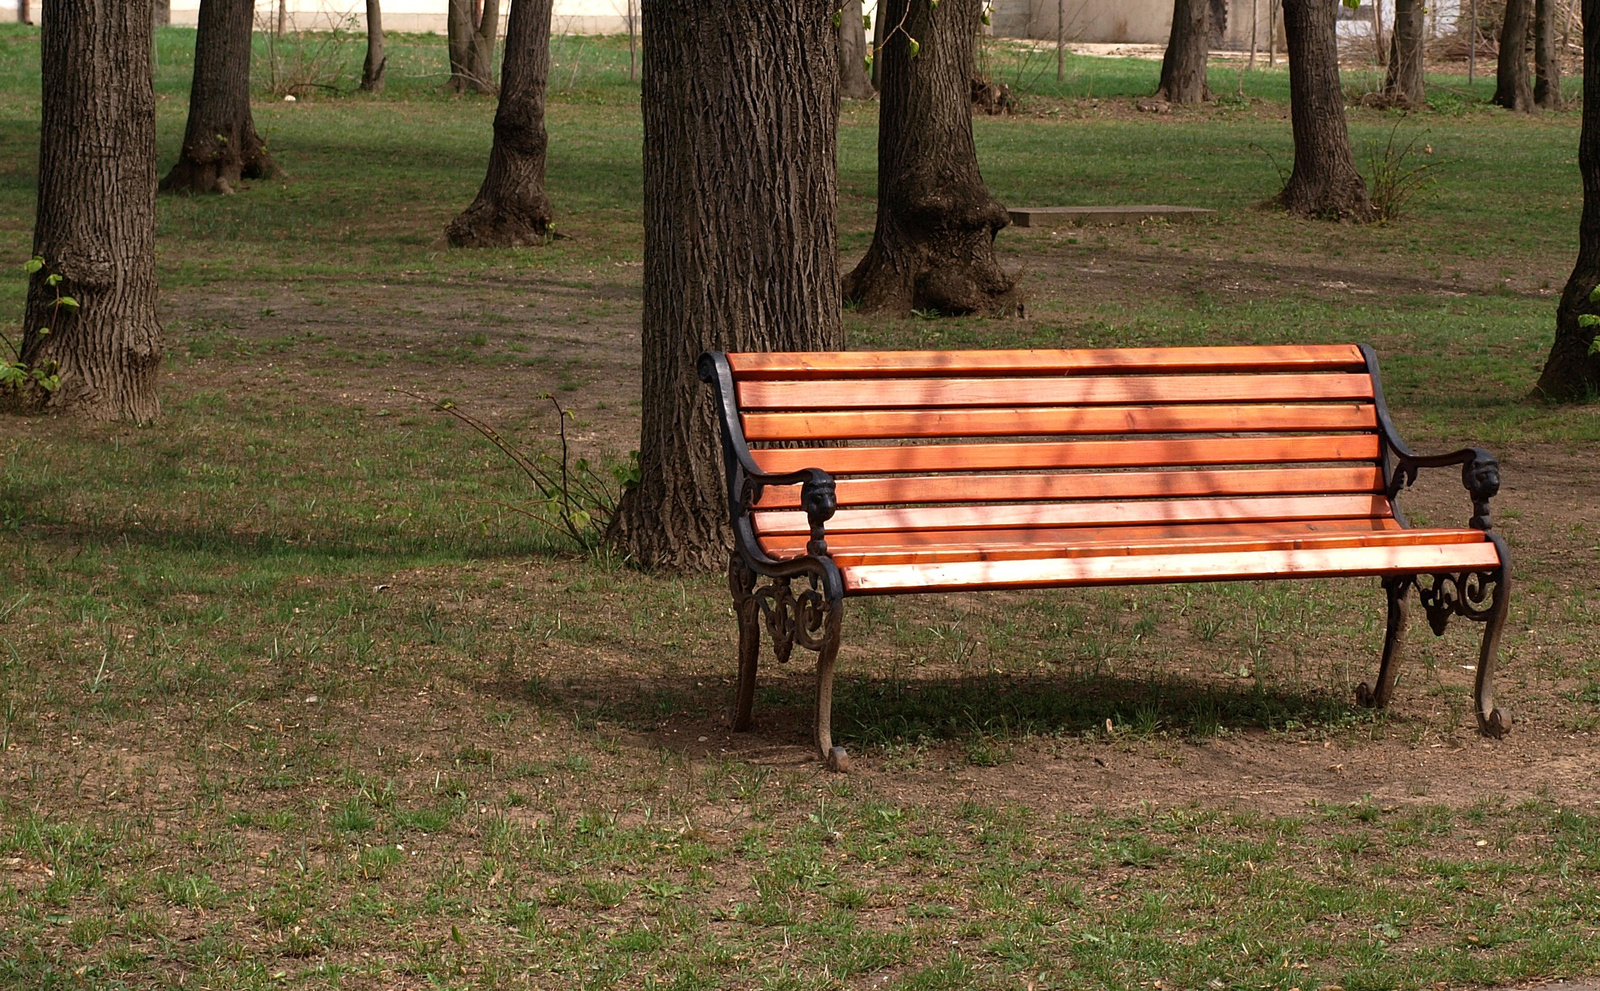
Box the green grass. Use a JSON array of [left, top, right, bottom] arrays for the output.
[[0, 22, 1598, 991]]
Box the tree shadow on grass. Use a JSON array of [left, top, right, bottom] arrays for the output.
[[827, 671, 1376, 748], [488, 669, 1381, 756], [8, 515, 579, 570]]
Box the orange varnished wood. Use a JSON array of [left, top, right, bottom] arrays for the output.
[[752, 466, 1386, 509], [753, 494, 1392, 536], [759, 523, 1474, 567], [768, 518, 1405, 550], [725, 344, 1368, 380], [749, 434, 1380, 476], [741, 403, 1378, 441], [736, 373, 1375, 411], [840, 541, 1503, 594]]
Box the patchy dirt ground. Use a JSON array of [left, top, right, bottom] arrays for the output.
[[4, 206, 1598, 989], [136, 214, 1600, 812]]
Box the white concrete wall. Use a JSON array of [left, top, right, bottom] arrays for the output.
[[2, 1, 636, 35], [987, 0, 1467, 49], [0, 0, 1468, 44]]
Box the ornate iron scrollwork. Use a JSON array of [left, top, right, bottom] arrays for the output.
[[1416, 569, 1503, 635], [729, 556, 837, 664]]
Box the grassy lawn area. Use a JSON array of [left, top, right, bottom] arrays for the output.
[[1, 23, 1598, 991]]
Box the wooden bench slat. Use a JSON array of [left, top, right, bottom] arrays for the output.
[[750, 434, 1380, 476], [737, 373, 1375, 411], [841, 541, 1503, 594], [741, 403, 1378, 441], [752, 466, 1386, 509], [726, 344, 1368, 380], [754, 494, 1392, 536], [760, 524, 1475, 567], [763, 518, 1403, 553]]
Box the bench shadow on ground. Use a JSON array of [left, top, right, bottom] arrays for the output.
[[472, 669, 1380, 757]]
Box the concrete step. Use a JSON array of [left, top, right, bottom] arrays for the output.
[[1008, 205, 1218, 228]]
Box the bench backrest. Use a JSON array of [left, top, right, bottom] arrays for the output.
[[714, 345, 1395, 537]]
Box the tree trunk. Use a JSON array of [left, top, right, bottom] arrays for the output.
[[1495, 0, 1535, 110], [17, 0, 29, 23], [361, 0, 386, 92], [870, 0, 884, 88], [154, 0, 169, 27], [609, 0, 841, 571], [840, 0, 876, 99], [1535, 0, 1563, 107], [448, 0, 470, 90], [468, 0, 502, 93], [160, 0, 278, 194], [1275, 0, 1374, 222], [19, 0, 161, 423], [1534, 0, 1600, 399], [449, 0, 501, 93], [1384, 0, 1425, 106], [842, 0, 1020, 317], [1156, 0, 1210, 102], [446, 0, 553, 247]]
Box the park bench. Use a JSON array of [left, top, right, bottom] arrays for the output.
[[699, 345, 1511, 770]]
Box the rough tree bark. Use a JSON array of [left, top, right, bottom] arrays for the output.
[[1535, 0, 1562, 108], [446, 0, 553, 247], [1495, 0, 1535, 110], [608, 0, 841, 571], [1383, 0, 1425, 106], [19, 0, 161, 423], [870, 0, 884, 88], [840, 0, 876, 99], [361, 0, 386, 92], [161, 0, 278, 194], [1156, 0, 1210, 103], [1275, 0, 1374, 222], [448, 0, 502, 94], [843, 0, 1020, 316], [1534, 0, 1600, 399]]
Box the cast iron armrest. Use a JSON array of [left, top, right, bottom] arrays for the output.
[[1388, 446, 1501, 532], [699, 350, 843, 600], [741, 467, 837, 559], [1360, 344, 1501, 533]]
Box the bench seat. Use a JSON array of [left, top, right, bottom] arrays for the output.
[[700, 344, 1512, 769], [757, 520, 1499, 592]]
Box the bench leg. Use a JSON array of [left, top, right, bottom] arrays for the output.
[[813, 605, 847, 772], [1473, 570, 1512, 739], [728, 555, 850, 768], [1415, 557, 1512, 739], [729, 556, 761, 732], [1357, 576, 1410, 709]]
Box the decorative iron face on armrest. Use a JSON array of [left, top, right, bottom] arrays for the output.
[[800, 476, 838, 558], [1463, 453, 1500, 531]]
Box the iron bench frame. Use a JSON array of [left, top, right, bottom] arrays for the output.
[[699, 345, 1509, 770]]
